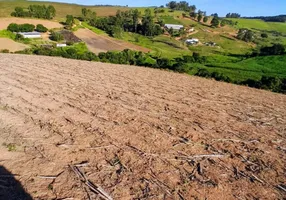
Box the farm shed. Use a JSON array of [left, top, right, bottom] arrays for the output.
[[164, 24, 184, 30], [19, 32, 41, 39]]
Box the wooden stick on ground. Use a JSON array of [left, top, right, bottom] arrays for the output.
[[69, 165, 113, 200]]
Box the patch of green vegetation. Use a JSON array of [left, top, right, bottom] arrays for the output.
[[2, 143, 17, 151], [0, 29, 16, 40], [231, 18, 286, 33], [121, 32, 191, 58], [158, 15, 182, 24], [81, 22, 107, 35], [203, 55, 286, 81], [64, 42, 89, 54]]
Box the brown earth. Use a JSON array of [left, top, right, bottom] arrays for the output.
[[0, 54, 285, 200], [0, 17, 63, 30], [0, 38, 28, 52], [74, 28, 150, 54]]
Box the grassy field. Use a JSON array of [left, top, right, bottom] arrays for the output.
[[121, 32, 191, 58], [198, 55, 286, 81], [230, 18, 286, 33], [0, 29, 16, 40]]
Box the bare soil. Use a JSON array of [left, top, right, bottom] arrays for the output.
[[0, 38, 28, 52], [0, 54, 285, 200], [74, 28, 150, 54], [0, 17, 63, 30]]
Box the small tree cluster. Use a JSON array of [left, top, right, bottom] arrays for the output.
[[166, 1, 196, 12], [237, 29, 255, 42], [91, 9, 162, 38], [35, 24, 48, 32], [50, 32, 64, 41], [11, 5, 56, 19], [260, 44, 285, 55], [225, 13, 241, 18], [7, 23, 35, 32], [211, 16, 220, 27]]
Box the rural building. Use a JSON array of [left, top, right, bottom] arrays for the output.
[[188, 27, 195, 32], [19, 32, 41, 39], [56, 43, 67, 47], [164, 24, 184, 30], [185, 38, 199, 45]]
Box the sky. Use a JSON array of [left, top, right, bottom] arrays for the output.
[[37, 0, 286, 17]]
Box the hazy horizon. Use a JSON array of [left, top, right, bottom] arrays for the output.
[[30, 0, 286, 17]]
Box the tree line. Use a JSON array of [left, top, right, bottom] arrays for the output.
[[11, 5, 56, 19], [85, 9, 163, 38], [244, 15, 286, 22], [7, 23, 48, 33], [225, 13, 241, 18], [166, 1, 196, 12]]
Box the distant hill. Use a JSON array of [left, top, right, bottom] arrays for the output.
[[244, 15, 286, 23]]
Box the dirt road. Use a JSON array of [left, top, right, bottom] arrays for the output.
[[74, 28, 150, 54], [0, 38, 28, 52], [0, 54, 285, 199]]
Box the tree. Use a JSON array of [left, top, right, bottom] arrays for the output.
[[7, 23, 19, 32], [203, 16, 208, 23], [36, 24, 48, 32], [197, 14, 203, 22], [82, 8, 88, 18], [18, 24, 35, 32], [166, 1, 177, 9], [220, 19, 226, 27], [237, 29, 254, 42], [15, 33, 24, 40], [260, 44, 285, 55], [261, 33, 268, 38], [65, 15, 75, 28], [50, 32, 64, 41], [168, 27, 174, 37], [211, 17, 220, 27], [132, 9, 140, 33], [142, 9, 155, 36]]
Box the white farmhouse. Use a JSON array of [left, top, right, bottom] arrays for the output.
[[19, 32, 41, 39], [164, 24, 184, 30]]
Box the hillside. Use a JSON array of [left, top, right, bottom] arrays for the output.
[[0, 0, 129, 20], [0, 54, 285, 199]]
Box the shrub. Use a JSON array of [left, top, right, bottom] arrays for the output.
[[7, 23, 19, 32], [15, 33, 24, 40], [50, 32, 64, 41], [18, 24, 35, 32], [261, 33, 268, 38], [36, 24, 48, 32], [0, 49, 9, 53]]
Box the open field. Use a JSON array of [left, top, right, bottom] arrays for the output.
[[0, 38, 28, 52], [231, 18, 286, 33], [0, 54, 285, 199], [74, 28, 150, 54], [0, 17, 63, 30]]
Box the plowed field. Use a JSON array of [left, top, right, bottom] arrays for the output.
[[0, 54, 285, 200]]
